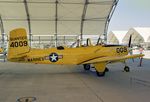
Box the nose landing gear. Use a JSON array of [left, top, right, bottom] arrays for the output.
[[124, 66, 130, 72]]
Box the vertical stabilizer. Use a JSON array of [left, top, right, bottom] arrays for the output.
[[7, 28, 30, 59]]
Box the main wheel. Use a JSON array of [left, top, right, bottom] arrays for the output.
[[105, 67, 109, 72], [83, 64, 91, 70], [124, 66, 130, 72], [96, 71, 105, 77]]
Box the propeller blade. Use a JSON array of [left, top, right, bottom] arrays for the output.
[[128, 35, 132, 47], [128, 35, 134, 62]]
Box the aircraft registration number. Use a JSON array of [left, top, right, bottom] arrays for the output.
[[10, 41, 28, 48]]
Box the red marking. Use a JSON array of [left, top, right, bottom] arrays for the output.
[[58, 55, 63, 59]]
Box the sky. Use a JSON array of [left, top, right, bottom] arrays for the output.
[[108, 0, 150, 32]]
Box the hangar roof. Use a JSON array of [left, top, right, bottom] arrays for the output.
[[123, 27, 150, 44], [0, 0, 118, 38], [107, 31, 127, 44], [133, 27, 150, 42]]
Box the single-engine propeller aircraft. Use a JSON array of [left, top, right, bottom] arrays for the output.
[[7, 28, 144, 77]]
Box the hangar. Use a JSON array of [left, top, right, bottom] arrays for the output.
[[122, 27, 150, 49], [107, 31, 127, 44]]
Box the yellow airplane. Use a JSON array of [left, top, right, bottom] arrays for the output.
[[7, 28, 144, 77]]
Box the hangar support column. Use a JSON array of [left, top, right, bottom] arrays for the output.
[[24, 0, 32, 47], [55, 0, 58, 47], [0, 15, 5, 48], [104, 0, 119, 43], [80, 0, 88, 41]]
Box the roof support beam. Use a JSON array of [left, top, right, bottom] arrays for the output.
[[0, 15, 5, 47], [24, 0, 32, 46], [80, 0, 88, 40], [0, 1, 113, 5], [2, 18, 106, 21], [55, 0, 58, 47], [103, 0, 119, 43]]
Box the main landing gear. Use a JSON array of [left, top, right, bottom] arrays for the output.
[[83, 64, 91, 70], [83, 65, 109, 77], [96, 71, 105, 77], [105, 67, 109, 72], [96, 67, 109, 77]]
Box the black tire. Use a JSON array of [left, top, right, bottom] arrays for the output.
[[83, 64, 91, 70], [105, 67, 109, 72], [96, 71, 105, 77], [124, 66, 130, 72]]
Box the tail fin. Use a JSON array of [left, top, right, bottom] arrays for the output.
[[7, 28, 30, 59]]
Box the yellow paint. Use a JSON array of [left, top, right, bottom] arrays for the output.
[[94, 62, 106, 72], [7, 28, 144, 73]]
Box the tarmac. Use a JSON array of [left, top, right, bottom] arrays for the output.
[[0, 58, 150, 102]]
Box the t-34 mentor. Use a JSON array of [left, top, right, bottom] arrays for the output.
[[7, 28, 144, 77]]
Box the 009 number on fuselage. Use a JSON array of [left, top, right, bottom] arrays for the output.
[[10, 41, 28, 48]]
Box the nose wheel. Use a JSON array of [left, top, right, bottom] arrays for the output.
[[124, 66, 130, 72]]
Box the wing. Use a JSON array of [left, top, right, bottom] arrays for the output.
[[82, 54, 144, 64]]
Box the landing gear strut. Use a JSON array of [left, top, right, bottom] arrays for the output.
[[83, 64, 91, 70], [124, 66, 130, 72]]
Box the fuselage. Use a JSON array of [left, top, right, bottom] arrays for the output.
[[13, 45, 128, 65]]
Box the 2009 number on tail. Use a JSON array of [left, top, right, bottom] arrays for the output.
[[10, 41, 28, 48]]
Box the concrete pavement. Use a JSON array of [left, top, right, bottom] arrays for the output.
[[0, 58, 150, 102]]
